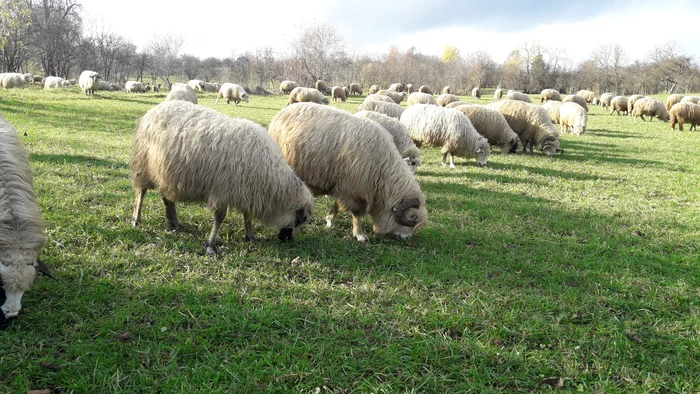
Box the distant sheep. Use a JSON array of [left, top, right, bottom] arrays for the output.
[[42, 76, 70, 89], [96, 80, 114, 91], [216, 83, 249, 106], [669, 102, 700, 131], [487, 99, 562, 156], [562, 94, 589, 112], [418, 85, 433, 95], [343, 86, 350, 98], [79, 70, 101, 96], [357, 100, 404, 119], [315, 80, 328, 94], [405, 84, 414, 94], [632, 97, 670, 122], [627, 94, 645, 116], [540, 89, 562, 102], [600, 93, 615, 109], [400, 104, 491, 168], [200, 82, 218, 92], [437, 94, 460, 107], [559, 102, 588, 135], [543, 100, 564, 124], [576, 90, 599, 105], [269, 103, 428, 242], [110, 83, 124, 91], [33, 75, 43, 83], [452, 104, 521, 153], [364, 94, 396, 104], [331, 86, 347, 102], [287, 87, 330, 105], [369, 85, 380, 94], [442, 86, 452, 94], [354, 110, 422, 173], [680, 96, 700, 104], [349, 83, 362, 96], [376, 89, 406, 104], [187, 79, 205, 91], [610, 96, 628, 116], [471, 87, 481, 99], [445, 101, 468, 109], [0, 73, 33, 89], [506, 91, 532, 103], [166, 83, 198, 104], [407, 92, 437, 106], [493, 88, 503, 99], [280, 81, 300, 95], [125, 81, 146, 93], [388, 83, 404, 92], [131, 100, 314, 253]]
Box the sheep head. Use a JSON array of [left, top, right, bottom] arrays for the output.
[[475, 137, 491, 167], [277, 202, 313, 242], [540, 135, 562, 156], [0, 251, 53, 323], [374, 197, 428, 240]]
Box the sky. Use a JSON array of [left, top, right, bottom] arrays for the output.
[[78, 0, 700, 64]]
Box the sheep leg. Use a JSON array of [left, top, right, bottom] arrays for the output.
[[132, 189, 147, 227], [243, 213, 257, 242], [162, 197, 181, 231], [449, 153, 456, 169], [351, 212, 369, 242], [326, 201, 339, 227], [206, 207, 228, 255], [441, 152, 449, 166]]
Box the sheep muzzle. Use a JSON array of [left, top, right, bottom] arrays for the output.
[[278, 228, 294, 242]]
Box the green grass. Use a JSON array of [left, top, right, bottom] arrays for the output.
[[1, 86, 699, 393]]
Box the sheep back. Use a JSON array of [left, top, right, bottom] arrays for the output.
[[487, 99, 561, 156], [506, 91, 533, 103], [437, 94, 460, 107], [610, 96, 628, 115], [349, 83, 362, 95], [357, 100, 404, 119], [471, 88, 481, 99], [288, 87, 329, 105], [600, 93, 615, 108], [493, 88, 504, 99], [562, 94, 589, 112], [632, 97, 670, 122], [627, 95, 645, 115], [166, 83, 198, 104], [407, 92, 437, 106], [216, 83, 249, 106], [364, 94, 396, 104], [559, 102, 588, 135], [540, 89, 562, 102], [576, 90, 598, 104], [369, 85, 380, 94], [543, 100, 564, 124], [442, 86, 452, 94], [280, 80, 299, 94], [331, 86, 347, 102], [453, 104, 521, 153], [125, 81, 146, 93], [388, 83, 404, 92], [680, 96, 700, 104], [376, 89, 405, 104], [669, 102, 700, 131], [315, 80, 328, 94], [354, 110, 421, 172], [418, 85, 433, 95]]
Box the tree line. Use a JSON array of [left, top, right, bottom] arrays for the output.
[[2, 0, 698, 94]]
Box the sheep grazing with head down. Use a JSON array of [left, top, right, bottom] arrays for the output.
[[287, 87, 329, 106], [600, 93, 615, 109], [680, 96, 700, 104], [452, 104, 522, 153], [559, 102, 588, 135], [388, 83, 405, 92], [269, 103, 428, 242], [610, 96, 628, 115], [216, 83, 249, 106], [406, 84, 415, 94], [632, 97, 670, 122], [357, 99, 404, 119], [343, 86, 350, 97], [576, 90, 599, 105], [376, 89, 406, 104], [79, 70, 101, 96], [494, 88, 504, 99], [369, 84, 380, 94], [666, 94, 684, 110], [437, 93, 460, 107], [110, 83, 124, 91], [354, 110, 422, 173], [280, 80, 299, 95], [418, 85, 433, 95], [331, 86, 347, 102], [349, 83, 362, 96], [562, 94, 589, 112], [166, 83, 198, 104], [315, 80, 328, 94], [540, 89, 562, 103], [400, 104, 491, 168], [364, 94, 396, 104], [125, 81, 146, 93], [407, 92, 437, 106], [442, 86, 452, 94], [487, 99, 563, 156], [627, 94, 645, 116], [471, 87, 481, 99], [131, 101, 314, 254], [506, 91, 532, 103], [0, 112, 54, 324], [0, 73, 33, 88], [669, 102, 700, 131], [543, 100, 564, 124]]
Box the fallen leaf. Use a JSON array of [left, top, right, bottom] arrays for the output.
[[39, 361, 60, 372], [626, 331, 643, 343], [492, 338, 505, 347], [542, 376, 564, 388], [114, 332, 133, 342]]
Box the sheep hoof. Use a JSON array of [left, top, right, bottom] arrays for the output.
[[205, 243, 218, 256], [131, 219, 139, 228], [325, 216, 335, 228], [355, 234, 369, 242]]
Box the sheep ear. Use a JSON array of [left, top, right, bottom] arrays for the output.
[[34, 258, 55, 280]]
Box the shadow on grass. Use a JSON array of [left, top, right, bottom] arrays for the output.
[[30, 153, 128, 168], [486, 162, 619, 181]]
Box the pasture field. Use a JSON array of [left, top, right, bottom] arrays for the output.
[[1, 86, 699, 393]]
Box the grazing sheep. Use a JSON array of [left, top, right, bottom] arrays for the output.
[[0, 112, 53, 323], [354, 110, 422, 172], [42, 76, 70, 89], [666, 94, 684, 110], [33, 75, 43, 84], [540, 89, 562, 102], [357, 100, 404, 119], [166, 83, 198, 104], [343, 86, 350, 98], [199, 82, 218, 92], [96, 80, 114, 91], [269, 103, 428, 242], [369, 84, 380, 94], [388, 83, 404, 92], [680, 96, 700, 104], [110, 83, 124, 91], [506, 91, 533, 103], [418, 85, 434, 95], [364, 94, 396, 104], [576, 90, 599, 105], [79, 70, 101, 96], [559, 102, 588, 135], [543, 100, 564, 124], [152, 84, 160, 93], [445, 101, 468, 109], [471, 87, 481, 99], [669, 102, 700, 131], [452, 104, 521, 153], [610, 96, 628, 115], [562, 94, 589, 112], [493, 88, 504, 99], [187, 79, 206, 91], [215, 83, 249, 106], [407, 92, 437, 106], [442, 86, 452, 94], [0, 73, 33, 88], [627, 94, 645, 116], [437, 93, 460, 107], [125, 81, 146, 93], [632, 97, 670, 122], [349, 83, 362, 96], [280, 80, 299, 94], [400, 104, 491, 168], [287, 87, 330, 106], [131, 101, 314, 254], [315, 80, 328, 94], [406, 84, 415, 94], [487, 99, 562, 156], [376, 89, 406, 104], [600, 93, 615, 109], [144, 83, 152, 92], [331, 86, 347, 102]]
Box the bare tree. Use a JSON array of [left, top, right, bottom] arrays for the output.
[[200, 56, 221, 82], [29, 0, 83, 77], [88, 19, 134, 81], [180, 53, 201, 80], [592, 43, 628, 93], [466, 50, 496, 89], [519, 40, 540, 92], [1, 0, 33, 72], [291, 21, 346, 83], [146, 32, 184, 88], [648, 41, 694, 93]]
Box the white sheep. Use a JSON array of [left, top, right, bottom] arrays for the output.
[[79, 70, 101, 96], [348, 83, 362, 96], [540, 89, 562, 103], [315, 80, 328, 94], [669, 102, 700, 131], [376, 89, 406, 104], [200, 82, 218, 92], [187, 79, 205, 91], [287, 87, 329, 105], [331, 86, 347, 102], [354, 110, 422, 173], [357, 100, 404, 119], [627, 94, 645, 116], [42, 76, 70, 89], [406, 84, 415, 94], [680, 96, 700, 104], [96, 80, 114, 91], [576, 90, 599, 105], [632, 97, 670, 122], [666, 94, 684, 110], [506, 91, 532, 103], [131, 100, 314, 254], [437, 93, 460, 107], [562, 94, 589, 112], [487, 99, 562, 156], [280, 80, 299, 94], [471, 87, 481, 99], [610, 96, 628, 115], [600, 93, 615, 109], [268, 102, 428, 242], [166, 83, 198, 104], [542, 100, 564, 124], [452, 104, 522, 153], [0, 112, 54, 322], [442, 86, 452, 94], [369, 84, 380, 94], [418, 85, 434, 95], [216, 83, 249, 106], [559, 102, 588, 135], [125, 81, 146, 93], [406, 92, 437, 106], [365, 94, 400, 104], [400, 104, 491, 168], [0, 73, 33, 89], [388, 83, 405, 92]]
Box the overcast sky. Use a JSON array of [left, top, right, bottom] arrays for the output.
[[79, 0, 700, 64]]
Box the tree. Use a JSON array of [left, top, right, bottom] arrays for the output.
[[29, 0, 83, 77], [291, 21, 346, 83], [466, 50, 495, 89], [648, 41, 694, 93], [1, 0, 33, 72], [592, 43, 627, 94], [88, 20, 134, 81], [200, 56, 221, 82], [146, 32, 184, 87], [442, 45, 460, 63], [180, 53, 201, 80]]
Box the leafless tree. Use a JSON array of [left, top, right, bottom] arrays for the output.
[[466, 50, 496, 90], [88, 19, 134, 82], [146, 32, 184, 88], [180, 53, 201, 80], [648, 41, 694, 93], [29, 0, 83, 77], [1, 0, 33, 72], [291, 21, 346, 83], [592, 43, 627, 94]]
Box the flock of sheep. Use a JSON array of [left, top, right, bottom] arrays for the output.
[[0, 68, 690, 325]]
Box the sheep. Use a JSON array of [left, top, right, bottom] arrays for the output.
[[443, 86, 452, 94], [110, 83, 124, 91], [354, 110, 422, 172], [632, 97, 670, 122], [445, 101, 468, 109], [576, 90, 599, 105], [144, 83, 152, 92], [559, 102, 588, 135], [357, 100, 404, 119], [315, 80, 328, 94], [0, 73, 33, 89], [376, 89, 406, 104], [79, 70, 101, 96], [487, 99, 563, 156], [600, 93, 615, 109], [406, 84, 415, 94], [215, 83, 249, 106], [343, 86, 350, 98], [418, 85, 433, 95], [96, 80, 114, 91], [407, 92, 437, 106], [33, 75, 43, 84], [369, 84, 380, 94], [452, 104, 521, 153], [506, 91, 533, 103], [364, 94, 396, 104], [61, 80, 72, 88], [287, 87, 330, 106], [42, 76, 69, 89], [268, 102, 428, 242], [349, 83, 362, 96], [187, 79, 205, 91], [280, 80, 299, 94], [680, 96, 700, 104], [166, 83, 198, 104], [437, 94, 460, 107], [400, 104, 491, 168], [388, 83, 404, 92], [471, 87, 481, 99], [200, 82, 218, 92], [540, 89, 562, 103], [331, 86, 347, 102], [562, 94, 589, 112], [0, 112, 54, 323], [152, 84, 160, 93], [543, 100, 564, 124], [669, 102, 700, 131], [666, 94, 684, 110], [610, 96, 628, 115], [131, 100, 314, 254], [125, 81, 146, 93], [627, 94, 645, 116], [493, 88, 504, 99]]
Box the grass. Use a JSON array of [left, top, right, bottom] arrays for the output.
[[1, 86, 699, 393]]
